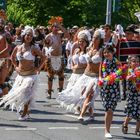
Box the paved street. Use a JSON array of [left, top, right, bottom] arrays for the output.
[[0, 72, 140, 140]]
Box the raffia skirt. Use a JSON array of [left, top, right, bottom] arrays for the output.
[[0, 74, 38, 112], [66, 73, 82, 89], [56, 74, 99, 111]]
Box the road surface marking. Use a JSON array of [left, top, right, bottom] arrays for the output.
[[64, 114, 78, 119], [38, 83, 46, 86], [89, 126, 120, 129], [48, 127, 79, 130], [131, 126, 136, 128], [5, 127, 37, 131]]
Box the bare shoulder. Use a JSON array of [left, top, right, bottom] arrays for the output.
[[15, 45, 22, 50]]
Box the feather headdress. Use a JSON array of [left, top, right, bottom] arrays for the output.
[[48, 16, 63, 25]]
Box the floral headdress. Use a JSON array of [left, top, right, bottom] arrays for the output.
[[21, 25, 34, 36], [48, 16, 63, 25]]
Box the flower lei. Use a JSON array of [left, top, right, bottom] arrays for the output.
[[98, 58, 128, 87], [135, 67, 140, 91], [128, 67, 140, 91], [135, 66, 140, 79], [48, 16, 63, 25]]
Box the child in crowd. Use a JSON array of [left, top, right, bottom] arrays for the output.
[[122, 55, 140, 136], [99, 45, 121, 138]]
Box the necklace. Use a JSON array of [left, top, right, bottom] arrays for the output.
[[22, 43, 31, 51]]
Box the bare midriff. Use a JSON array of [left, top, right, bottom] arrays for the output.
[[73, 68, 85, 74], [84, 63, 99, 76], [18, 60, 36, 75]]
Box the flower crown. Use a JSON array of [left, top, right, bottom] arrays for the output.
[[48, 16, 63, 25]]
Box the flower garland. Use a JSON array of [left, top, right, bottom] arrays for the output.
[[98, 59, 128, 87], [135, 67, 140, 82], [133, 67, 140, 91]]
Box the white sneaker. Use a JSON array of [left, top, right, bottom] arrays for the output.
[[105, 133, 112, 139], [26, 114, 31, 119], [85, 116, 94, 121], [74, 111, 80, 115], [78, 116, 84, 121], [18, 116, 27, 121]]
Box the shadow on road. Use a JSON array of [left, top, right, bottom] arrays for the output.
[[0, 123, 26, 128], [26, 118, 80, 124], [113, 135, 140, 140], [31, 109, 63, 115]]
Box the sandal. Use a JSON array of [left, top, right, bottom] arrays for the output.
[[57, 88, 63, 92], [46, 89, 53, 99], [135, 129, 140, 136], [122, 124, 128, 134]]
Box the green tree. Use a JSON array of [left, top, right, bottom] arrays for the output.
[[112, 0, 140, 27], [6, 0, 140, 28]]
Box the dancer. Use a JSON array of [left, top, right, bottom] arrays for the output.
[[57, 31, 90, 113], [57, 29, 103, 117], [66, 31, 90, 88], [44, 21, 68, 99], [0, 26, 45, 120], [0, 18, 12, 97], [122, 55, 140, 136], [100, 45, 121, 138], [77, 29, 103, 121]]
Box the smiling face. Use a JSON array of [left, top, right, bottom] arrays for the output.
[[103, 50, 113, 60], [92, 37, 101, 50], [129, 57, 140, 69], [24, 29, 33, 43], [103, 46, 114, 60], [78, 38, 87, 51]]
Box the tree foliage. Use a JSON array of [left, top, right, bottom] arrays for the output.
[[6, 0, 140, 27]]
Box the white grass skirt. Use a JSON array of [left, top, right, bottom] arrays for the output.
[[0, 74, 38, 112], [57, 74, 99, 111], [66, 73, 82, 89]]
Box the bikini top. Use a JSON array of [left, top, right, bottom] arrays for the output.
[[86, 53, 102, 64], [72, 54, 87, 64], [16, 45, 35, 61]]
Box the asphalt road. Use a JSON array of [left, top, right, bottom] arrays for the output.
[[0, 71, 139, 140]]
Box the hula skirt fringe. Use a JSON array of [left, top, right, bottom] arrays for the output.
[[57, 74, 99, 112], [66, 73, 82, 89], [0, 74, 38, 112]]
